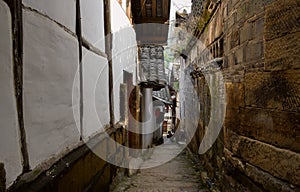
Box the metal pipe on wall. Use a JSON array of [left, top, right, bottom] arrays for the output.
[[141, 88, 154, 150]]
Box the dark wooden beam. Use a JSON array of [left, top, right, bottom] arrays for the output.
[[152, 0, 156, 18], [4, 0, 30, 173], [103, 0, 115, 126], [133, 17, 169, 24], [75, 0, 84, 140]]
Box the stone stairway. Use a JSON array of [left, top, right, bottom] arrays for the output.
[[110, 143, 209, 192]]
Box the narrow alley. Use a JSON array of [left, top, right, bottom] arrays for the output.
[[110, 142, 203, 192], [0, 0, 299, 192]]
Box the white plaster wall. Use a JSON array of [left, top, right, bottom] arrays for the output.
[[23, 9, 80, 168], [111, 0, 131, 33], [122, 0, 126, 12], [82, 48, 110, 139], [81, 0, 105, 51], [23, 0, 76, 32], [111, 0, 137, 122], [0, 2, 23, 187]]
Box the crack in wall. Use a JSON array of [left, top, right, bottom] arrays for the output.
[[22, 5, 77, 38]]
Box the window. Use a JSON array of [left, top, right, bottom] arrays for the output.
[[146, 0, 152, 17], [157, 0, 163, 17]]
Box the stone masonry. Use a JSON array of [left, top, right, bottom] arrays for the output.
[[181, 0, 300, 191]]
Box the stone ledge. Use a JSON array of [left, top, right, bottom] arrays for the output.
[[225, 130, 300, 186], [235, 135, 300, 186], [224, 148, 245, 172], [239, 108, 300, 152], [245, 163, 298, 192]]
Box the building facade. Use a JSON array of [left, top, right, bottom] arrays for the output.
[[177, 0, 300, 191]]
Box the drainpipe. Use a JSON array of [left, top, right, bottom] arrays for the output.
[[142, 88, 154, 150], [103, 0, 115, 127]]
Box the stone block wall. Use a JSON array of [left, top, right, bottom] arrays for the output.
[[183, 0, 300, 191]]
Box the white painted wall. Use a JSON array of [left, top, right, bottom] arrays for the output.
[[111, 0, 137, 122], [23, 0, 76, 32], [111, 0, 131, 33], [0, 2, 23, 187], [82, 48, 110, 139], [121, 0, 126, 12], [81, 0, 105, 51], [1, 0, 137, 187], [23, 9, 80, 168]]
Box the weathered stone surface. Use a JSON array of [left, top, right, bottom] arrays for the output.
[[224, 148, 245, 172], [180, 0, 300, 190], [225, 83, 245, 109], [224, 83, 244, 134], [111, 145, 205, 192], [264, 0, 300, 71], [224, 129, 240, 154], [227, 52, 235, 66], [234, 46, 244, 64], [224, 107, 240, 136], [249, 0, 264, 15], [80, 0, 105, 51], [245, 40, 263, 61], [23, 9, 80, 168], [23, 0, 76, 32], [236, 136, 300, 186], [227, 12, 236, 29], [236, 1, 248, 22], [231, 0, 240, 7], [254, 17, 264, 38], [214, 6, 224, 40], [245, 163, 297, 192], [245, 71, 300, 112], [0, 1, 23, 187], [244, 61, 265, 74], [265, 32, 300, 71], [239, 22, 252, 44], [225, 131, 300, 186], [230, 27, 239, 49], [240, 108, 300, 152], [265, 0, 300, 41]]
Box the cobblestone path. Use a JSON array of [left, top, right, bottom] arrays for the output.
[[110, 143, 209, 192]]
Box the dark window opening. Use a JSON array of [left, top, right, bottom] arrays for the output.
[[157, 0, 163, 17], [146, 0, 152, 17]]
